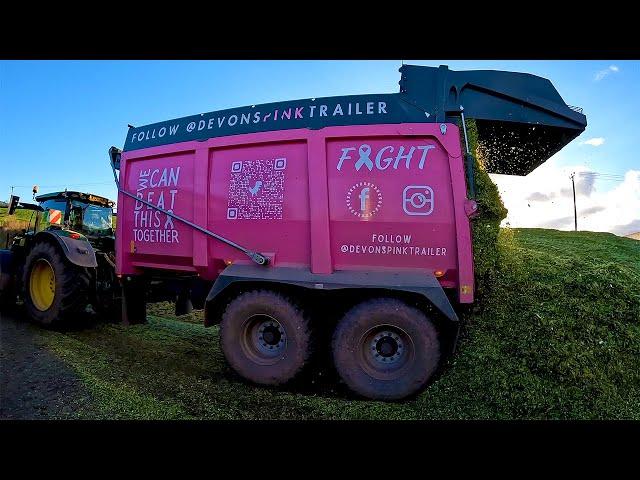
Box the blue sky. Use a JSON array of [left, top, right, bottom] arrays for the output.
[[1, 60, 638, 234]]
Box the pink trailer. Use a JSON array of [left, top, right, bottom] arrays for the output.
[[111, 64, 586, 399]]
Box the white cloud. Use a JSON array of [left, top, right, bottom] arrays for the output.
[[594, 65, 619, 81], [581, 137, 605, 147], [490, 159, 640, 237]]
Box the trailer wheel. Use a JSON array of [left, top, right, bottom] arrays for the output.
[[220, 290, 313, 385], [22, 241, 90, 326], [332, 298, 440, 401]]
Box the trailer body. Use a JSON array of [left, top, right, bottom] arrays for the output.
[[112, 64, 586, 399], [117, 122, 474, 307]]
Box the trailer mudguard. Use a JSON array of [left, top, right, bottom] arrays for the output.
[[205, 264, 459, 325], [34, 231, 98, 268]]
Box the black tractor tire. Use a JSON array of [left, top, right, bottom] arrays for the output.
[[0, 250, 16, 311], [332, 298, 440, 401], [220, 290, 313, 386], [22, 241, 90, 327]]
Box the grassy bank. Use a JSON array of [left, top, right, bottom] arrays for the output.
[[0, 207, 33, 247], [29, 227, 639, 419]]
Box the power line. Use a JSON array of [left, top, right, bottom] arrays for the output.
[[567, 169, 630, 231], [579, 175, 625, 179], [581, 175, 624, 180], [578, 171, 626, 182]]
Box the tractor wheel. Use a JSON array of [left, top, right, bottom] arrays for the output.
[[0, 250, 16, 311], [332, 298, 440, 401], [220, 290, 313, 386], [22, 241, 90, 327]]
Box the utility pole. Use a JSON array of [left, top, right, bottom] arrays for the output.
[[570, 172, 577, 231]]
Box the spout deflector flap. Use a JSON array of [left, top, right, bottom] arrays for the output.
[[399, 64, 587, 175]]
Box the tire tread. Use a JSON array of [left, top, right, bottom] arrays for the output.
[[220, 289, 313, 385], [331, 297, 440, 400], [22, 241, 90, 326]]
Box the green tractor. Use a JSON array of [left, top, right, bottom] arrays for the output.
[[0, 190, 120, 326]]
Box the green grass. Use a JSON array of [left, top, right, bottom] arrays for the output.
[[0, 207, 35, 247], [32, 227, 639, 419], [0, 207, 35, 221]]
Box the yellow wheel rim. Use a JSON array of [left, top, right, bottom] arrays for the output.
[[29, 259, 55, 311]]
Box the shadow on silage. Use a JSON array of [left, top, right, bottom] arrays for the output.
[[464, 118, 510, 308]]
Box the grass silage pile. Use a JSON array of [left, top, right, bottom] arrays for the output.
[[462, 119, 510, 304], [441, 119, 640, 419]]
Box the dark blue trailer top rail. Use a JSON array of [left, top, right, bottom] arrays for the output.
[[123, 64, 587, 176]]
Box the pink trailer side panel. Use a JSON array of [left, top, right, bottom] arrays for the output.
[[116, 123, 474, 302], [208, 141, 310, 268], [326, 136, 457, 274], [117, 149, 197, 271]]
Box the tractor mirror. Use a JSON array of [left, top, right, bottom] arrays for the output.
[[109, 146, 122, 171], [8, 195, 20, 215]]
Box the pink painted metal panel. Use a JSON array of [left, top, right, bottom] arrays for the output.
[[207, 141, 311, 269], [192, 147, 209, 268], [116, 123, 474, 302], [326, 135, 457, 273], [307, 132, 332, 274], [119, 150, 195, 260]]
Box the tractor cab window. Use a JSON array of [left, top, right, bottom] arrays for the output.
[[69, 201, 113, 236], [38, 199, 67, 231]]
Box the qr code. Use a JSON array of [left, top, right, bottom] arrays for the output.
[[227, 157, 286, 220]]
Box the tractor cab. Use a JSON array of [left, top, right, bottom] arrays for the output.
[[34, 191, 114, 239]]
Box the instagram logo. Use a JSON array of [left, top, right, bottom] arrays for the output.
[[402, 185, 434, 216]]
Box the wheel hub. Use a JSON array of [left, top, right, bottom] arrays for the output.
[[260, 324, 283, 346], [256, 318, 286, 355], [29, 259, 55, 311], [370, 331, 404, 364]]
